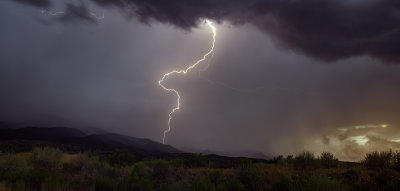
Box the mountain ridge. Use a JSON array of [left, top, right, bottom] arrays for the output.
[[0, 126, 180, 156]]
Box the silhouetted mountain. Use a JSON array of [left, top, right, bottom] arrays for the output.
[[77, 126, 109, 135], [76, 133, 180, 155], [180, 147, 273, 160], [0, 122, 20, 130], [0, 127, 86, 141], [0, 126, 181, 156], [0, 122, 109, 135]]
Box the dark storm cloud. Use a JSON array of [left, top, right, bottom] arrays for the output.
[[11, 0, 400, 63], [57, 4, 96, 23], [4, 0, 400, 160], [12, 0, 50, 8]]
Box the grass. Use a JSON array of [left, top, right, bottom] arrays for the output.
[[0, 182, 5, 191], [0, 147, 400, 190]]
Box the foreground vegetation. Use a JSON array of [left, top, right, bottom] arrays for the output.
[[1, 148, 400, 191]]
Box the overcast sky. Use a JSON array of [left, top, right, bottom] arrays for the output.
[[2, 0, 400, 161]]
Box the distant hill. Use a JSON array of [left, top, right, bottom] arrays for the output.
[[0, 123, 274, 163], [0, 126, 181, 156], [181, 147, 273, 160]]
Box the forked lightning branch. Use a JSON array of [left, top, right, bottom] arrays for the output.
[[158, 20, 217, 144]]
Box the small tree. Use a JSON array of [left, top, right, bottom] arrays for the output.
[[30, 147, 62, 170], [194, 175, 216, 191], [362, 150, 393, 169], [107, 149, 135, 166], [393, 151, 400, 170], [237, 162, 264, 191], [294, 151, 317, 170], [186, 154, 212, 168], [319, 152, 339, 168], [292, 174, 348, 191]]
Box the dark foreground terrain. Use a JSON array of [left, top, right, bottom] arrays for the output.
[[1, 148, 400, 191], [1, 126, 400, 191]]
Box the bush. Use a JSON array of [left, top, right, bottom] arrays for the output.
[[320, 152, 339, 168], [0, 182, 5, 191], [209, 170, 223, 186], [292, 174, 348, 191], [237, 161, 264, 191], [170, 158, 186, 168], [186, 154, 212, 168], [270, 178, 293, 191], [194, 175, 215, 191], [129, 163, 154, 191], [225, 177, 246, 191], [362, 150, 393, 169], [392, 151, 400, 170], [95, 175, 117, 191], [42, 174, 68, 191], [63, 153, 90, 171], [108, 149, 135, 166], [145, 159, 170, 180], [294, 151, 317, 170], [0, 153, 24, 172], [26, 168, 49, 190], [276, 155, 294, 167], [30, 147, 62, 170]]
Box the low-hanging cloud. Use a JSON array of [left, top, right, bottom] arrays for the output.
[[12, 0, 400, 63], [12, 0, 50, 8], [57, 3, 96, 23]]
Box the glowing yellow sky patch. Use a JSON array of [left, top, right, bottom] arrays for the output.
[[349, 135, 369, 145], [391, 138, 400, 143], [380, 124, 389, 128]]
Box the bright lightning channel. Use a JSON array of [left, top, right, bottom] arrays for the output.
[[158, 20, 217, 144], [41, 9, 105, 20], [90, 10, 105, 20], [41, 10, 64, 15]]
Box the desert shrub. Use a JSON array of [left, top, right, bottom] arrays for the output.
[[145, 159, 170, 180], [30, 147, 62, 170], [42, 174, 68, 191], [223, 177, 246, 191], [273, 155, 284, 163], [294, 151, 317, 170], [194, 175, 215, 191], [382, 180, 400, 191], [108, 149, 135, 166], [362, 150, 393, 169], [95, 175, 117, 191], [270, 177, 293, 191], [320, 152, 339, 168], [170, 158, 186, 168], [30, 168, 51, 190], [63, 153, 90, 171], [237, 161, 264, 191], [350, 183, 373, 191], [209, 170, 223, 185], [0, 153, 25, 172], [392, 151, 400, 170], [204, 170, 245, 191], [0, 182, 5, 191], [292, 174, 347, 191], [215, 183, 228, 191], [129, 163, 154, 191], [2, 170, 29, 191], [186, 153, 212, 168], [276, 155, 294, 167]]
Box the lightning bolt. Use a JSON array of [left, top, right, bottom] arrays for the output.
[[41, 9, 65, 15], [158, 20, 217, 144], [89, 10, 105, 20], [41, 9, 105, 20]]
